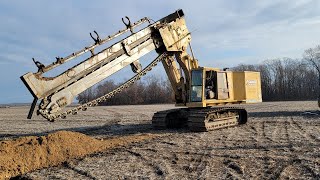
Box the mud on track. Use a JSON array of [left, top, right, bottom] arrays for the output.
[[0, 102, 319, 179]]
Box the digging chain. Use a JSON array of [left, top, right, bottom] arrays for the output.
[[39, 53, 168, 122]]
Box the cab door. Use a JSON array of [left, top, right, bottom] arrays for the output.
[[216, 72, 229, 100], [190, 70, 203, 102]]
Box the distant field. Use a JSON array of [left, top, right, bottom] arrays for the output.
[[0, 101, 319, 179]]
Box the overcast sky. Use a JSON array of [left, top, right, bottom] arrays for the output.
[[1, 0, 320, 104]]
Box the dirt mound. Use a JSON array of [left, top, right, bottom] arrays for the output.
[[0, 131, 155, 179]]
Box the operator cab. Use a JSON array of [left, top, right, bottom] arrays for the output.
[[190, 68, 230, 103]]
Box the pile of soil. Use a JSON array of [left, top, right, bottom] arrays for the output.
[[0, 131, 155, 179]]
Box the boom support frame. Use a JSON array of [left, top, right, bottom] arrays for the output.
[[21, 9, 198, 120]]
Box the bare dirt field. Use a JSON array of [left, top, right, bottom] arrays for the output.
[[0, 101, 319, 179]]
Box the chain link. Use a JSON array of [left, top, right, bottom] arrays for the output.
[[39, 53, 168, 122]]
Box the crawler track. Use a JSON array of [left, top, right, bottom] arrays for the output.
[[152, 107, 248, 131]]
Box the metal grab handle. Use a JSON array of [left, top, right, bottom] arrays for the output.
[[32, 58, 45, 73], [122, 16, 133, 33], [90, 30, 101, 44]]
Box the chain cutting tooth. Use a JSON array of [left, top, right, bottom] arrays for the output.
[[48, 118, 55, 122], [67, 110, 72, 114]]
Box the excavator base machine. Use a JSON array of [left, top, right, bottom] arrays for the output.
[[21, 9, 262, 131], [153, 68, 261, 131]]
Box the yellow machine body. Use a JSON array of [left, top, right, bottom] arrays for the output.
[[185, 67, 262, 108]]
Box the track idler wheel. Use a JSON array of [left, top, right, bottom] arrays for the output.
[[152, 109, 189, 129]]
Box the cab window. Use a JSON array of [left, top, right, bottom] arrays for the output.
[[191, 70, 203, 102]]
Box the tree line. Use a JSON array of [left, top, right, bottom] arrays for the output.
[[77, 45, 320, 104], [233, 45, 320, 103], [233, 58, 318, 101], [77, 76, 174, 105]]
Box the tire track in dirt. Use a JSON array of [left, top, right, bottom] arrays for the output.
[[266, 159, 294, 179], [262, 121, 274, 142], [266, 158, 320, 179], [264, 119, 293, 179], [262, 119, 317, 179], [62, 161, 97, 180], [122, 134, 179, 178], [159, 134, 212, 178], [264, 118, 320, 179], [252, 120, 275, 179], [212, 128, 246, 179], [243, 121, 259, 143], [286, 118, 320, 178], [146, 147, 211, 178], [125, 149, 165, 177], [150, 133, 216, 179], [244, 121, 271, 179], [300, 160, 320, 178], [223, 159, 244, 179], [192, 134, 211, 179], [284, 120, 290, 143], [268, 120, 286, 143], [289, 117, 319, 144]]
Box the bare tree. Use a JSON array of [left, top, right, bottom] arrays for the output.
[[304, 45, 320, 107], [77, 76, 174, 105], [233, 58, 318, 102], [77, 88, 95, 104]]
